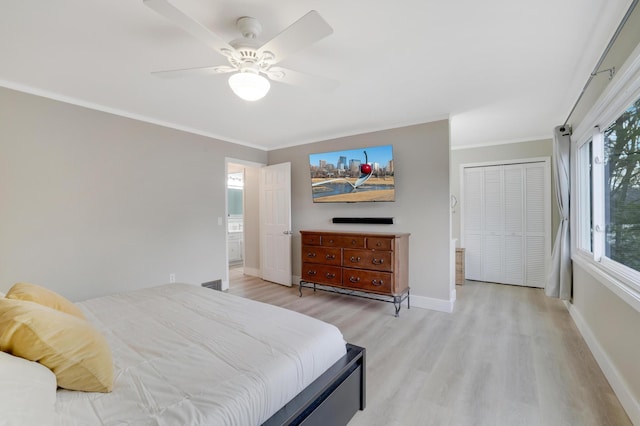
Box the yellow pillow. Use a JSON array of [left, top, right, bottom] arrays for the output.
[[0, 298, 113, 392], [6, 282, 86, 319]]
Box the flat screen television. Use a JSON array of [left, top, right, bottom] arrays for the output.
[[309, 144, 395, 203]]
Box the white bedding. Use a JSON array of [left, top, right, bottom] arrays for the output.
[[54, 283, 346, 425]]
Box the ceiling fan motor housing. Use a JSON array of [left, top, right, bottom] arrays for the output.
[[226, 17, 276, 72], [236, 16, 262, 39]]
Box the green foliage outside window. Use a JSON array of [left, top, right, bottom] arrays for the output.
[[604, 98, 640, 272]]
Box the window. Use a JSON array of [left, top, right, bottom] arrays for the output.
[[603, 100, 640, 272], [577, 97, 640, 292]]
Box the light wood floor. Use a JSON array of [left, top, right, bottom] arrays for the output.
[[228, 269, 631, 426]]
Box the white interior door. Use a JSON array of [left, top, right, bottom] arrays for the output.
[[463, 168, 483, 280], [462, 160, 549, 288], [503, 165, 524, 285], [524, 164, 547, 287], [483, 166, 504, 283], [259, 162, 292, 286]]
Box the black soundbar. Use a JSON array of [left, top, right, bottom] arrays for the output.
[[332, 217, 394, 224]]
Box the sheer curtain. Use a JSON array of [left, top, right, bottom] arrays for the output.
[[546, 125, 572, 299]]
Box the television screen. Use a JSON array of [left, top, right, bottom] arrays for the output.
[[309, 145, 395, 203]]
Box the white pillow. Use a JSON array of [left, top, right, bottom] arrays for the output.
[[0, 291, 5, 297], [0, 351, 57, 426]]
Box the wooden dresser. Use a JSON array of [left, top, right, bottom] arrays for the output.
[[299, 230, 410, 316]]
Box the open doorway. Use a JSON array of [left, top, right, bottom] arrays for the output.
[[225, 159, 292, 289], [226, 160, 262, 287]]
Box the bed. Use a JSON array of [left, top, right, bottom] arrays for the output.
[[0, 283, 365, 425]]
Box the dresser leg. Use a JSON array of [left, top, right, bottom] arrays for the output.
[[393, 290, 410, 317], [394, 296, 401, 317]]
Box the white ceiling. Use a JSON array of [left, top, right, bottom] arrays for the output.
[[0, 0, 631, 150]]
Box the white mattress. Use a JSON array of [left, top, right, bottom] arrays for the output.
[[54, 283, 346, 425]]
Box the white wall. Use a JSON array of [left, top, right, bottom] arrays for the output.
[[0, 87, 266, 301], [570, 263, 640, 424], [268, 120, 453, 310]]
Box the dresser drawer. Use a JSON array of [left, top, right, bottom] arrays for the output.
[[342, 269, 392, 294], [367, 237, 394, 251], [301, 263, 342, 286], [322, 235, 365, 248], [301, 233, 322, 246], [343, 249, 393, 272], [302, 247, 341, 265]]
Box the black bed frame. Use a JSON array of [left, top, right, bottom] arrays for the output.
[[263, 343, 366, 426]]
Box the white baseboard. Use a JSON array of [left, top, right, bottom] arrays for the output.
[[567, 301, 640, 425], [411, 294, 455, 313]]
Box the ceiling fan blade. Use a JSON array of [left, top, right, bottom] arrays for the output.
[[257, 11, 333, 64], [143, 0, 235, 56], [151, 65, 236, 78], [266, 67, 338, 91]]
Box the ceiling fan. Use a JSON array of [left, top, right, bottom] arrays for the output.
[[143, 0, 337, 101]]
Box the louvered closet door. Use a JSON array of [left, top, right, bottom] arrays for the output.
[[463, 168, 483, 280], [462, 162, 548, 288], [503, 165, 524, 285], [482, 166, 504, 284], [524, 164, 546, 287]]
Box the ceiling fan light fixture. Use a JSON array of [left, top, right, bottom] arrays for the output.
[[228, 71, 270, 101]]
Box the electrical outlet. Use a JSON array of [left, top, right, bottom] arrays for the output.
[[169, 274, 176, 283]]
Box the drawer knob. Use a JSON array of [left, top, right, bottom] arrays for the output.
[[307, 252, 317, 258], [376, 242, 382, 247], [349, 276, 361, 283], [372, 258, 384, 265], [372, 279, 384, 286], [328, 239, 334, 243], [326, 254, 336, 260], [307, 270, 317, 276], [351, 239, 357, 245], [326, 273, 336, 279], [350, 256, 361, 263]]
